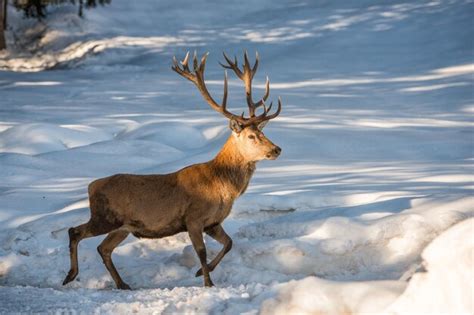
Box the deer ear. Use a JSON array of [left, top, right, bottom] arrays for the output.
[[229, 119, 243, 133], [257, 120, 268, 130]]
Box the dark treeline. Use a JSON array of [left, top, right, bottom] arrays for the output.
[[0, 0, 111, 49], [13, 0, 111, 19]]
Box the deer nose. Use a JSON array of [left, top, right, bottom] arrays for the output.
[[273, 146, 282, 156]]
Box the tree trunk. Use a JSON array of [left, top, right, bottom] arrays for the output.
[[0, 0, 6, 50], [78, 0, 84, 18]]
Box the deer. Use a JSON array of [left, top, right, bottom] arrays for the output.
[[62, 51, 282, 290]]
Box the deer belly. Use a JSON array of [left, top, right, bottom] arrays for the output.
[[128, 219, 186, 239]]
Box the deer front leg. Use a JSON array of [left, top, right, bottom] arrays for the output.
[[186, 222, 214, 287], [195, 224, 232, 277]]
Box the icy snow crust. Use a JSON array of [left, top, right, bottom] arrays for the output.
[[0, 0, 473, 314]]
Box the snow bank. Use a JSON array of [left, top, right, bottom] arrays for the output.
[[260, 218, 474, 315], [387, 218, 474, 314], [236, 196, 472, 281], [0, 123, 112, 155]]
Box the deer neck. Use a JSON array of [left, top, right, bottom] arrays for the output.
[[210, 135, 256, 197]]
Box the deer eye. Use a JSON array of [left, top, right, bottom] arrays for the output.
[[248, 135, 256, 140]]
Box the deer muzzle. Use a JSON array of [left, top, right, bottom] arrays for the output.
[[266, 145, 282, 160]]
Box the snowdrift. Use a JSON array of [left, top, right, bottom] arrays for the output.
[[261, 218, 474, 315]]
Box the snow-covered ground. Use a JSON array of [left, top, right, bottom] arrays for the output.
[[0, 0, 473, 313]]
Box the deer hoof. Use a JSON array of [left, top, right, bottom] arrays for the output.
[[204, 279, 214, 287], [62, 270, 78, 285], [117, 282, 132, 290], [196, 264, 214, 277]]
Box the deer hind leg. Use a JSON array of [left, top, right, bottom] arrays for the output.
[[63, 217, 122, 286], [195, 224, 232, 277], [97, 230, 130, 290], [63, 221, 104, 285]]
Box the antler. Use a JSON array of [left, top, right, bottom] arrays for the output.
[[172, 51, 244, 124], [220, 51, 270, 117], [172, 51, 281, 127]]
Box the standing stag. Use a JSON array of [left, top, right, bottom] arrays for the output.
[[63, 51, 282, 289]]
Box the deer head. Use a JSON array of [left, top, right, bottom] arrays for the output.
[[172, 51, 282, 161]]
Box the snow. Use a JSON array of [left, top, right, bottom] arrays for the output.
[[387, 218, 474, 314], [0, 0, 473, 313], [260, 278, 406, 315], [260, 218, 474, 315]]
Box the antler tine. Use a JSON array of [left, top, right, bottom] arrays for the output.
[[261, 100, 268, 115], [258, 100, 272, 117], [222, 70, 228, 108], [220, 53, 233, 68], [193, 50, 199, 71], [252, 52, 259, 77], [182, 51, 190, 63], [252, 76, 270, 108], [172, 55, 179, 67], [181, 51, 190, 70], [220, 52, 243, 79], [243, 50, 259, 79], [243, 50, 251, 74], [262, 97, 282, 121], [172, 51, 195, 82], [263, 100, 273, 114], [198, 52, 209, 73], [243, 51, 257, 117]]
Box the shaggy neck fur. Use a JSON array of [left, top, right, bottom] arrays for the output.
[[210, 134, 256, 197]]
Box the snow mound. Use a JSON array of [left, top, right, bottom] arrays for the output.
[[236, 196, 472, 280], [260, 218, 474, 315], [0, 123, 112, 155], [387, 218, 474, 314]]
